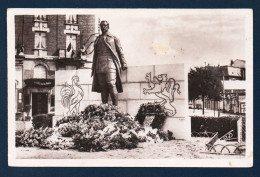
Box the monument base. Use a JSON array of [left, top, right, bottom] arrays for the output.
[[16, 121, 33, 131], [52, 116, 64, 128], [162, 117, 191, 140]]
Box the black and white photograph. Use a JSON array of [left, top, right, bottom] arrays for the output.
[[8, 9, 253, 167]]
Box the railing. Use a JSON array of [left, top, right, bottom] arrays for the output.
[[192, 130, 246, 155], [205, 144, 245, 154], [191, 131, 216, 138]]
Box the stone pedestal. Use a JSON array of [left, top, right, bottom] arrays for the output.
[[16, 121, 33, 131], [162, 117, 191, 140], [54, 63, 191, 140]]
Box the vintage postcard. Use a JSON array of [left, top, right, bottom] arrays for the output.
[[8, 8, 253, 167]]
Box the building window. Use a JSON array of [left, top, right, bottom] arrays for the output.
[[66, 15, 78, 24], [35, 32, 46, 49], [34, 65, 47, 79], [32, 15, 50, 33], [34, 15, 48, 21], [17, 90, 23, 112], [18, 92, 22, 103], [65, 23, 79, 31], [66, 34, 77, 58], [64, 14, 80, 58], [34, 32, 47, 57], [32, 15, 49, 57], [50, 95, 55, 107]]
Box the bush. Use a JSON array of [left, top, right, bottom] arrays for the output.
[[32, 114, 54, 129], [157, 130, 174, 141], [191, 116, 244, 138], [15, 127, 54, 147], [15, 130, 25, 146]]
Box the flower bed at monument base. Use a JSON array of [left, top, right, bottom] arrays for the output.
[[16, 104, 173, 152]]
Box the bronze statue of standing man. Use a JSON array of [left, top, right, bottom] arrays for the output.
[[91, 20, 127, 106]]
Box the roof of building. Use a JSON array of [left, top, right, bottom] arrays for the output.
[[232, 59, 245, 68]]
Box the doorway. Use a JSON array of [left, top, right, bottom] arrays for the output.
[[32, 93, 48, 116]]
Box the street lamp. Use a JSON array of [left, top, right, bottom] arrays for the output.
[[222, 71, 225, 113]]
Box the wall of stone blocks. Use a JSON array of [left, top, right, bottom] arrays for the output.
[[55, 64, 190, 139], [55, 64, 185, 115], [16, 121, 33, 131], [55, 64, 186, 115]]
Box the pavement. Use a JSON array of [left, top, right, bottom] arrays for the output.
[[16, 139, 245, 159]]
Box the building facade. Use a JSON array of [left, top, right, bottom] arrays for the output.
[[15, 14, 99, 120], [204, 59, 246, 114]]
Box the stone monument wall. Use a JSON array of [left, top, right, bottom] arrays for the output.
[[55, 63, 190, 139]]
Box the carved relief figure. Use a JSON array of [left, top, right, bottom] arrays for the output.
[[143, 72, 181, 116], [60, 75, 84, 115]]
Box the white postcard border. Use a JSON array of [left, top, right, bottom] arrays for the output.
[[7, 8, 253, 167]]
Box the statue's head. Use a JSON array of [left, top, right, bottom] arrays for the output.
[[158, 74, 167, 81], [100, 20, 109, 34], [72, 75, 79, 83]]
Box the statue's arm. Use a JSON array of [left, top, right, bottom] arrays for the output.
[[91, 37, 98, 76], [114, 36, 127, 69]]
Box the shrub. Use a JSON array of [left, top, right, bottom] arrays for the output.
[[15, 112, 24, 121], [15, 127, 54, 147], [32, 114, 54, 129], [15, 130, 24, 146], [191, 116, 244, 138], [157, 130, 174, 141]]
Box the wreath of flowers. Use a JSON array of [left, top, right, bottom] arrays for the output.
[[135, 102, 167, 129]]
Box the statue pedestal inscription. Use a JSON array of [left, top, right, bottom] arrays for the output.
[[143, 115, 155, 127]]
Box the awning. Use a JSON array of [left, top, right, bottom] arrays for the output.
[[24, 79, 55, 87]]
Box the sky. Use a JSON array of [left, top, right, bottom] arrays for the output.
[[93, 9, 251, 69], [11, 9, 251, 69]]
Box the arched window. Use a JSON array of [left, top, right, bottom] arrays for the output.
[[34, 65, 47, 79]]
